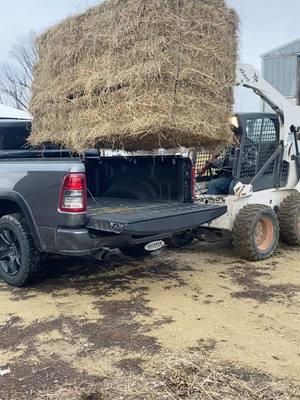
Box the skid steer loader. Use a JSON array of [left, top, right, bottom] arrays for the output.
[[195, 64, 300, 261]]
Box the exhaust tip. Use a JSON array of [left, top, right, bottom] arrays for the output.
[[94, 248, 110, 261]]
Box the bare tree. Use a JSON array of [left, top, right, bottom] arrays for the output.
[[0, 32, 37, 110]]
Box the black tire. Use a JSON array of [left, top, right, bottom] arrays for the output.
[[0, 213, 41, 287], [278, 193, 300, 245], [232, 205, 279, 261], [165, 231, 194, 248], [120, 245, 149, 258]]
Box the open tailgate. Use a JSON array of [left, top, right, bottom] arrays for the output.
[[87, 198, 226, 235]]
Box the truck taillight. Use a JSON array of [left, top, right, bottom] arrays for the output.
[[59, 173, 87, 213]]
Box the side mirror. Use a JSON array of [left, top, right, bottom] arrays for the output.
[[290, 125, 300, 134], [290, 125, 296, 134]]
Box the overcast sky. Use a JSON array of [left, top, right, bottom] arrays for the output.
[[1, 0, 300, 110]]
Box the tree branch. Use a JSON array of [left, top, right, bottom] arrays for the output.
[[0, 31, 37, 110]]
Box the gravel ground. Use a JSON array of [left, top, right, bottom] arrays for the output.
[[0, 241, 299, 399]]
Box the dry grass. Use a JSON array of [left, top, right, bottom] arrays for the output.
[[38, 353, 299, 400], [29, 0, 238, 152]]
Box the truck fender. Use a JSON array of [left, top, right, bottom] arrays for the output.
[[0, 191, 43, 251]]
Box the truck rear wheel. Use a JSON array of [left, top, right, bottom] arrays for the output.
[[232, 205, 279, 261], [278, 193, 300, 245], [0, 213, 41, 287]]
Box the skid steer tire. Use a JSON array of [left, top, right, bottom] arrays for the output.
[[278, 193, 300, 246], [232, 205, 279, 261]]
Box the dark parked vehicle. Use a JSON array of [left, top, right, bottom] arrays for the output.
[[0, 119, 226, 286]]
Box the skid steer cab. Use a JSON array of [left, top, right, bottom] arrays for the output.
[[195, 111, 300, 261]]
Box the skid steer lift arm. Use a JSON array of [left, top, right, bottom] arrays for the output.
[[236, 64, 300, 152]]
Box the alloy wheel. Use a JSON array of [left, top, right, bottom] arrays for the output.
[[0, 227, 22, 276]]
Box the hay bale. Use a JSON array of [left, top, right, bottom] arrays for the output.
[[29, 0, 239, 152]]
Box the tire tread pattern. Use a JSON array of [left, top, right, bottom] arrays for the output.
[[232, 204, 279, 261], [278, 193, 300, 246]]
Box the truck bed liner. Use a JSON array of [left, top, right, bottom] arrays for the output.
[[87, 198, 226, 235]]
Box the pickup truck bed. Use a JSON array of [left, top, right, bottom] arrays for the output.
[[0, 120, 228, 286], [87, 198, 227, 236]]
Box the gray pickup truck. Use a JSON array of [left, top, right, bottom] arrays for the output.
[[0, 117, 226, 286]]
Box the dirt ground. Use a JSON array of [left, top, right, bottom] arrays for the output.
[[0, 241, 299, 399]]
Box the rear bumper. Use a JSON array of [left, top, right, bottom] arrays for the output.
[[55, 228, 176, 256]]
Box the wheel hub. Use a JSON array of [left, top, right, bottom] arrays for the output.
[[10, 245, 17, 255], [254, 217, 274, 252]]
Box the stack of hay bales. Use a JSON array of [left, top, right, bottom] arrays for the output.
[[29, 0, 239, 152]]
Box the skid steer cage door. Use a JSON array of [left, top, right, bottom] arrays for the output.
[[236, 113, 286, 191]]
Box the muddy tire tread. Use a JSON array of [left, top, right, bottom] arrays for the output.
[[278, 193, 300, 246], [232, 205, 279, 261]]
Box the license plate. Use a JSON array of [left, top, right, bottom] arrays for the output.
[[144, 240, 165, 252]]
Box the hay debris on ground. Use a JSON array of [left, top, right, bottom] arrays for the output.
[[39, 353, 300, 400], [29, 0, 238, 152]]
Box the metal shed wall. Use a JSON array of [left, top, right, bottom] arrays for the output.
[[262, 39, 300, 100]]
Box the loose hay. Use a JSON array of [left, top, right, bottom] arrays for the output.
[[38, 353, 300, 400], [29, 0, 239, 152], [91, 353, 300, 400]]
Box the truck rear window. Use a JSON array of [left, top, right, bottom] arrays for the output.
[[0, 125, 30, 150]]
